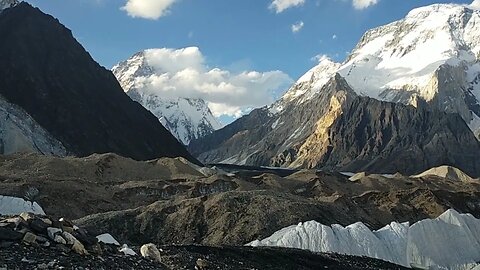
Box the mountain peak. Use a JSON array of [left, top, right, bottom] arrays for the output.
[[0, 0, 19, 11], [112, 50, 222, 145], [406, 3, 471, 20]]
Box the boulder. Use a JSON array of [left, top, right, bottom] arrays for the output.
[[71, 239, 88, 256], [22, 232, 37, 245], [196, 258, 210, 270], [72, 228, 97, 246], [140, 243, 162, 263], [47, 227, 62, 241], [53, 235, 67, 245], [30, 218, 49, 234], [19, 212, 35, 222]]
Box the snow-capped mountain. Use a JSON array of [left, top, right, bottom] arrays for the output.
[[190, 2, 480, 175], [338, 3, 480, 134], [274, 3, 480, 135], [0, 0, 19, 11], [112, 51, 222, 145], [250, 209, 480, 270]]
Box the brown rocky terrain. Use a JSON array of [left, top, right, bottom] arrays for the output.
[[0, 152, 479, 248]]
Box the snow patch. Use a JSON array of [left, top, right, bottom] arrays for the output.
[[96, 233, 120, 246], [0, 195, 45, 216]]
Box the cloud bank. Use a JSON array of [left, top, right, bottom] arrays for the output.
[[121, 0, 178, 20], [133, 47, 293, 118]]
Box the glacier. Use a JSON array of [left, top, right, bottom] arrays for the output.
[[249, 209, 480, 270]]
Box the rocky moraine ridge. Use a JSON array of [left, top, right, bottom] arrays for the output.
[[0, 211, 407, 270]]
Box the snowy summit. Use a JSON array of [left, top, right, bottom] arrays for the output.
[[112, 50, 222, 145], [276, 2, 480, 136], [0, 0, 19, 11]]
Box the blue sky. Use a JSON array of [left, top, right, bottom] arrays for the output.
[[26, 0, 476, 121]]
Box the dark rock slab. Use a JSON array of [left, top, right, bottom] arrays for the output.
[[0, 227, 23, 241]]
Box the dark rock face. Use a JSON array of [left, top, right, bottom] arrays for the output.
[[0, 3, 197, 162], [309, 97, 480, 176], [189, 74, 354, 167], [190, 74, 480, 176]]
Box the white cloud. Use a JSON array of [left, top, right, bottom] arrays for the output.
[[135, 47, 293, 117], [311, 54, 330, 62], [269, 0, 305, 13], [291, 21, 304, 33], [332, 34, 337, 40], [352, 0, 378, 10], [470, 0, 480, 9], [121, 0, 178, 20]]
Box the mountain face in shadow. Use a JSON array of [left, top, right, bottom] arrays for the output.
[[0, 3, 198, 163]]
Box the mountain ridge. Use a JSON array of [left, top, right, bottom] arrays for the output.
[[190, 2, 480, 176]]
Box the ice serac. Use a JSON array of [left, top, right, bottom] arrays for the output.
[[112, 51, 222, 145], [190, 2, 480, 176], [0, 3, 198, 163], [249, 209, 480, 270]]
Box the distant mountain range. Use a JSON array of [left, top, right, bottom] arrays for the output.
[[190, 2, 480, 176], [112, 51, 222, 145], [0, 2, 197, 163]]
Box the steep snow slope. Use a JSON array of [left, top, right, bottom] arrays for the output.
[[112, 51, 222, 145], [337, 3, 480, 133], [250, 209, 480, 270], [270, 57, 341, 113], [275, 3, 480, 134]]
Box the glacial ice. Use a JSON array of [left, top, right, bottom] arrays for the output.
[[249, 209, 480, 270]]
